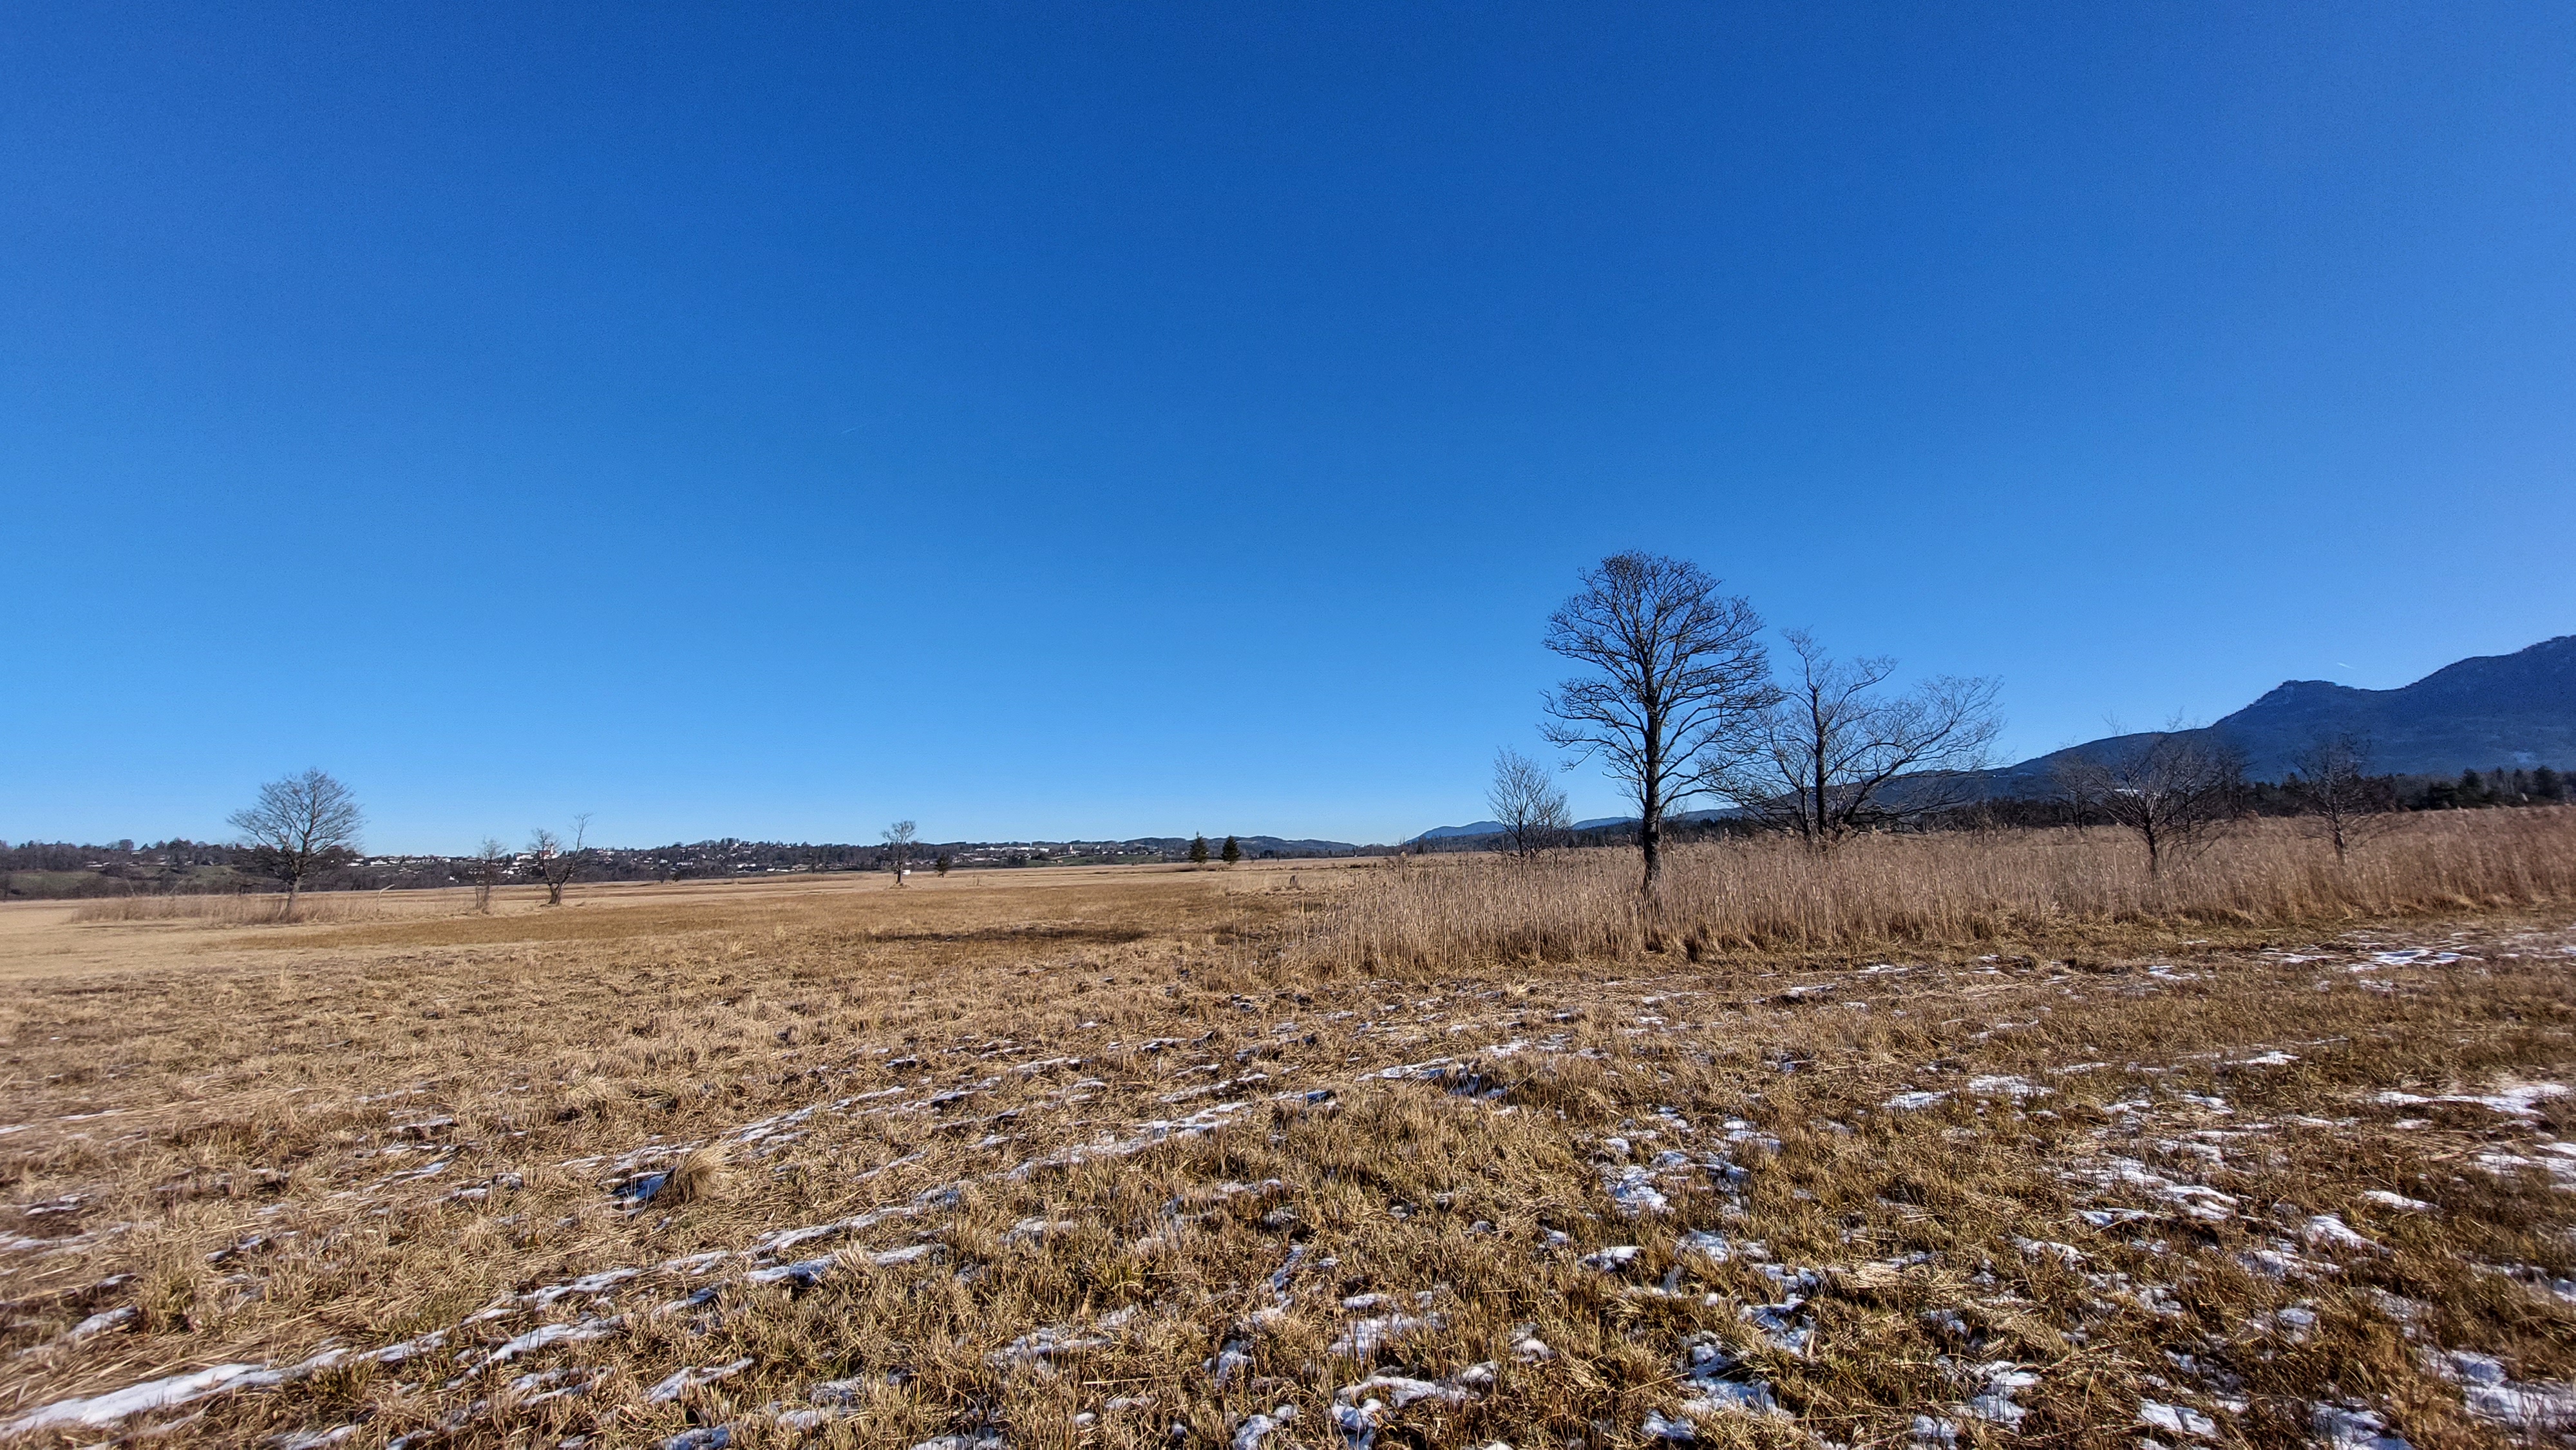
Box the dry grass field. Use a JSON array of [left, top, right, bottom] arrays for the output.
[[3, 820, 2573, 1450]]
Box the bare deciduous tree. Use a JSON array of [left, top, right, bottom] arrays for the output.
[[2287, 732, 2390, 862], [529, 814, 590, 906], [884, 820, 918, 884], [1540, 552, 1772, 892], [2055, 726, 2243, 878], [473, 836, 507, 913], [227, 769, 363, 920], [1487, 746, 1571, 862], [1710, 630, 2003, 847]]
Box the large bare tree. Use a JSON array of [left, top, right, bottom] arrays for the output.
[[2287, 731, 2390, 862], [2054, 727, 2243, 878], [1540, 552, 1771, 891], [1486, 746, 1571, 862], [473, 836, 508, 913], [1710, 630, 2002, 847], [528, 814, 590, 907], [883, 820, 918, 884], [227, 769, 363, 920]]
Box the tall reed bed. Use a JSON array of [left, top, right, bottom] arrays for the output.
[[1300, 807, 2576, 970], [66, 891, 402, 925]]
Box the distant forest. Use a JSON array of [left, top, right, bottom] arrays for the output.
[[0, 834, 1352, 900], [8, 764, 2565, 898], [1407, 765, 2570, 851]]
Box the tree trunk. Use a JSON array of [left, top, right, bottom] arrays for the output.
[[547, 879, 565, 906], [282, 876, 301, 922], [1812, 723, 1831, 846], [1638, 764, 1663, 893]]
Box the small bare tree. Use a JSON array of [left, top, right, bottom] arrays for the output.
[[883, 820, 917, 884], [528, 814, 590, 906], [2287, 732, 2390, 862], [227, 769, 363, 920], [1540, 552, 1772, 892], [1710, 630, 2003, 847], [2055, 726, 2243, 878], [1487, 746, 1571, 862], [472, 837, 508, 912]]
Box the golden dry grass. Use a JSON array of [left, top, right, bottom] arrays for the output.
[[0, 839, 2569, 1450], [1308, 810, 2576, 970], [66, 894, 410, 927]]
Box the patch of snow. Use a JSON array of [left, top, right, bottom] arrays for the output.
[[2365, 948, 2461, 968], [1678, 1230, 1759, 1262], [1739, 1299, 1813, 1355], [2139, 1400, 2217, 1438], [488, 1317, 618, 1365], [70, 1304, 136, 1338], [2312, 1403, 2410, 1450], [1962, 1364, 2040, 1427], [2372, 1082, 2567, 1118], [2447, 1351, 2576, 1431], [2302, 1214, 2385, 1254], [1603, 1166, 1671, 1216], [3, 1362, 281, 1435], [1969, 1075, 2050, 1101], [1327, 1312, 1443, 1358], [647, 1358, 754, 1403], [990, 1308, 1137, 1367], [1642, 1409, 1698, 1442], [1230, 1404, 1297, 1450], [2239, 1246, 2337, 1280]]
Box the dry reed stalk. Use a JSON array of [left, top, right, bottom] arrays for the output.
[[64, 893, 401, 926], [1299, 809, 2576, 971]]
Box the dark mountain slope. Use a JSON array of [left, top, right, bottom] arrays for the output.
[[1987, 635, 2576, 791]]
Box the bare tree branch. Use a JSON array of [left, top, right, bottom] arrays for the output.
[[1486, 746, 1571, 863], [1539, 552, 1772, 892], [227, 769, 363, 921], [2054, 725, 2242, 878], [529, 814, 590, 907], [473, 836, 507, 914], [883, 820, 918, 885], [2287, 732, 2392, 863], [1709, 630, 2003, 846]]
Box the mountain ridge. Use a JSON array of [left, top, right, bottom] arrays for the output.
[[1987, 633, 2576, 792], [1414, 634, 2575, 838]]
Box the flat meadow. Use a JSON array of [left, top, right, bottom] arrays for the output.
[[3, 816, 2573, 1449]]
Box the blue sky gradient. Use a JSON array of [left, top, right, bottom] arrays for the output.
[[6, 4, 2572, 850]]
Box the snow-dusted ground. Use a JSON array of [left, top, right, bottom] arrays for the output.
[[2, 911, 2571, 1447]]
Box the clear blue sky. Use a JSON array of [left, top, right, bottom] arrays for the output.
[[6, 4, 2572, 851]]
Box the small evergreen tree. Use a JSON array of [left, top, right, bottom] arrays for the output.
[[1220, 834, 1242, 866], [933, 853, 952, 876], [1188, 834, 1210, 865]]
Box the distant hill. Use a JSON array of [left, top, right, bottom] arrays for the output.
[[1113, 834, 1368, 857], [1417, 820, 1508, 840], [1411, 809, 1732, 843], [1412, 636, 2576, 838], [1987, 634, 2576, 791]]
